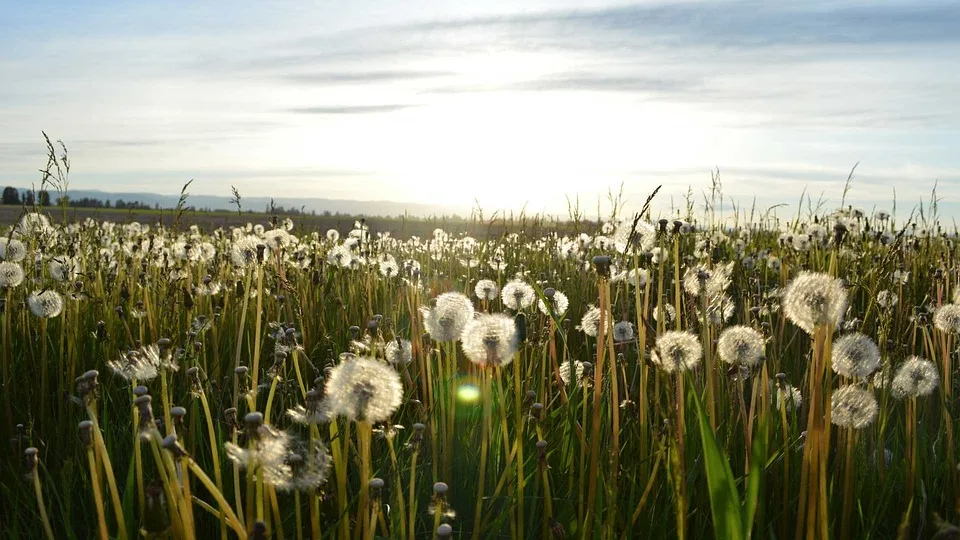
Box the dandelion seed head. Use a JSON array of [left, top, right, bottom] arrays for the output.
[[323, 356, 403, 422], [378, 257, 399, 278], [683, 263, 733, 298], [652, 331, 702, 373], [613, 321, 635, 343], [831, 385, 878, 429], [716, 326, 765, 368], [326, 244, 353, 268], [876, 290, 898, 309], [892, 356, 939, 398], [107, 344, 162, 382], [831, 333, 881, 378], [652, 303, 676, 325], [934, 304, 960, 333], [48, 256, 80, 282], [782, 271, 848, 334], [461, 313, 518, 367], [0, 238, 27, 262], [700, 293, 736, 326], [0, 262, 24, 288], [559, 360, 588, 387], [776, 384, 803, 411], [537, 290, 569, 316], [421, 292, 474, 342], [385, 338, 412, 365], [578, 305, 611, 337], [501, 280, 535, 310], [27, 290, 63, 318], [474, 279, 499, 301]]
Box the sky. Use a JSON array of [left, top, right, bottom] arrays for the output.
[[1, 0, 958, 220]]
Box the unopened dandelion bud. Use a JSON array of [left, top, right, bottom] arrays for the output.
[[775, 373, 787, 388], [235, 366, 248, 378], [536, 439, 548, 462], [186, 366, 199, 380], [224, 407, 238, 427], [531, 402, 544, 421], [369, 477, 385, 501], [157, 337, 171, 350], [672, 220, 683, 234], [251, 521, 267, 540], [133, 385, 149, 397], [95, 320, 107, 341], [544, 287, 555, 299], [244, 411, 264, 435], [134, 395, 154, 423], [433, 482, 448, 496], [833, 222, 847, 245], [161, 434, 188, 458], [437, 524, 453, 538], [349, 325, 360, 339], [524, 390, 536, 404], [170, 406, 186, 428], [658, 219, 669, 233], [78, 420, 94, 448], [24, 447, 38, 472], [592, 255, 612, 277]]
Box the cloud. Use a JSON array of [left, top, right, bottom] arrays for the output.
[[282, 70, 452, 85], [397, 2, 960, 50], [283, 104, 417, 114]]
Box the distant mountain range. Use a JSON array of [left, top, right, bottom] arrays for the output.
[[4, 187, 474, 217]]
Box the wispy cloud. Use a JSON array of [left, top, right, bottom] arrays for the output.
[[283, 104, 418, 115], [282, 70, 452, 85], [0, 1, 957, 215]]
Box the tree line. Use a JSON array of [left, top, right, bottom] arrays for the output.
[[2, 187, 157, 210]]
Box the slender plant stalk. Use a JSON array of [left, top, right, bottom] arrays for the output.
[[30, 463, 56, 540]]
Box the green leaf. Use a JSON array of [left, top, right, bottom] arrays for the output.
[[743, 413, 769, 538], [689, 378, 745, 540]]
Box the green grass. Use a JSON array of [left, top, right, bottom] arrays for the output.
[[1, 200, 959, 540]]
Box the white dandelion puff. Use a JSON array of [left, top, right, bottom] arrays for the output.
[[830, 385, 878, 429], [831, 333, 881, 378], [322, 357, 403, 423], [0, 262, 24, 288], [537, 290, 569, 316], [474, 279, 499, 301], [651, 331, 702, 373], [501, 280, 535, 310], [559, 360, 588, 387], [716, 326, 765, 368], [613, 321, 635, 343], [891, 356, 939, 399], [578, 305, 611, 337], [782, 271, 848, 334], [421, 292, 474, 342], [385, 338, 413, 366], [27, 290, 63, 318], [461, 313, 519, 368], [933, 304, 960, 334]]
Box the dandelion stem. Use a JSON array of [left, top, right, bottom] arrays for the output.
[[30, 462, 56, 540]]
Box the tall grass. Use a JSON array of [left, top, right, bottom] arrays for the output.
[[1, 164, 960, 539]]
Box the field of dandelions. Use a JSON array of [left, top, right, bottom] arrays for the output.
[[2, 201, 960, 540]]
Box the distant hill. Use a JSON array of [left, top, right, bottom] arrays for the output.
[[0, 187, 473, 218]]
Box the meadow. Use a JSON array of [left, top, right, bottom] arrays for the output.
[[1, 186, 959, 540]]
